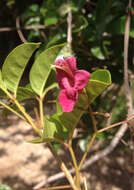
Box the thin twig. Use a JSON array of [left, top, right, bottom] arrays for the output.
[[89, 105, 97, 133], [40, 185, 71, 190], [0, 100, 26, 121], [68, 146, 81, 189], [82, 124, 128, 169], [0, 86, 41, 136], [33, 125, 125, 190], [78, 133, 97, 170], [0, 25, 46, 32], [48, 143, 78, 190], [33, 116, 133, 189], [67, 0, 72, 47], [98, 114, 134, 133], [16, 16, 27, 43], [83, 177, 88, 190], [124, 1, 134, 189], [38, 97, 44, 128], [124, 0, 133, 116], [33, 107, 42, 128]]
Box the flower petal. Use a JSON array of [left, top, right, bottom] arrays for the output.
[[65, 57, 77, 72], [61, 77, 72, 89], [56, 71, 68, 89], [59, 89, 78, 112], [74, 70, 90, 90], [55, 59, 74, 89]]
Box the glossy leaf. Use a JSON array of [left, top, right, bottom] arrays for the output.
[[2, 43, 40, 96], [86, 69, 111, 103], [30, 43, 65, 96]]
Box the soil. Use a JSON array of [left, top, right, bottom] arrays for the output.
[[0, 115, 132, 190]]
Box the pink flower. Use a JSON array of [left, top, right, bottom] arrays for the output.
[[55, 57, 90, 112]]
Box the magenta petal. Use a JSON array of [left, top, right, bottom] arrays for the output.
[[65, 57, 77, 72], [56, 71, 68, 89], [59, 90, 78, 112], [74, 70, 90, 90], [61, 77, 72, 89]]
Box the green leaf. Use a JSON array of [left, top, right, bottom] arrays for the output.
[[73, 16, 88, 33], [2, 43, 40, 96], [2, 103, 19, 118], [86, 69, 111, 103], [42, 93, 88, 142], [29, 4, 39, 12], [96, 133, 106, 139], [28, 138, 44, 144], [0, 70, 6, 89], [56, 91, 62, 114], [91, 46, 105, 60], [44, 12, 58, 26], [43, 114, 67, 140], [51, 142, 62, 152], [0, 70, 7, 97], [79, 135, 91, 152], [46, 33, 66, 49], [29, 114, 68, 144], [30, 43, 66, 96], [42, 69, 58, 98], [16, 85, 37, 101]]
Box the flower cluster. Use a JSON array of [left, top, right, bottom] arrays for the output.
[[55, 57, 90, 112]]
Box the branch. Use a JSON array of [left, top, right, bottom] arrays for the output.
[[82, 123, 128, 168], [67, 0, 72, 47], [16, 16, 27, 43], [124, 0, 133, 116], [33, 123, 128, 190], [0, 25, 46, 32], [124, 1, 134, 190]]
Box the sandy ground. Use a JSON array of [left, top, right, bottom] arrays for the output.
[[0, 116, 132, 190]]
